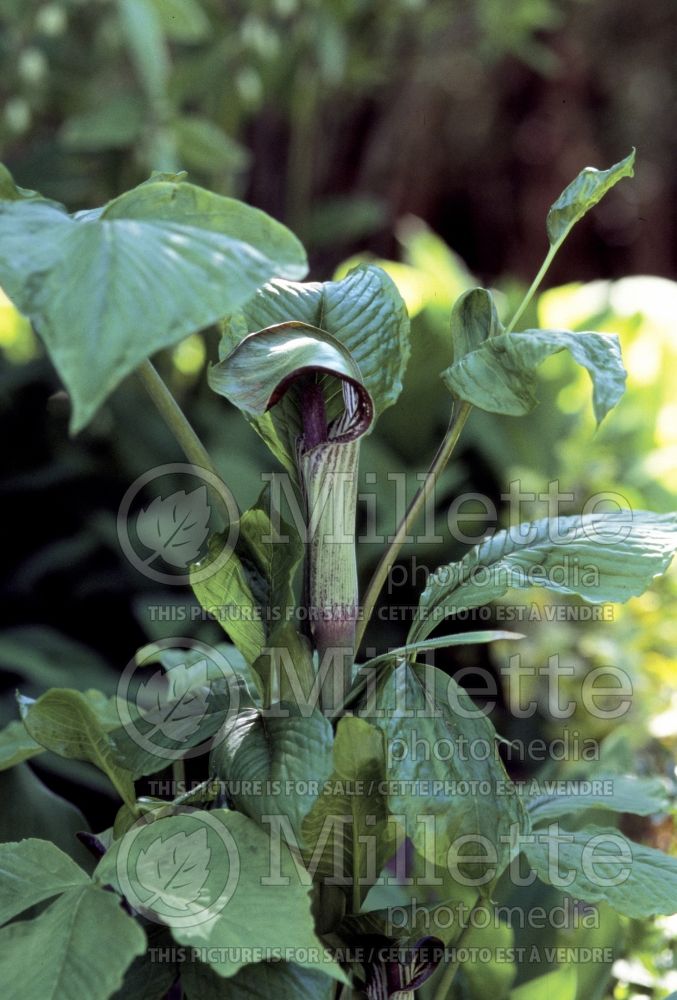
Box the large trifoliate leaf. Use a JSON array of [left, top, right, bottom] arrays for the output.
[[0, 885, 146, 1000], [0, 839, 89, 925], [210, 705, 334, 843], [410, 510, 677, 642], [301, 716, 395, 907], [219, 263, 410, 419], [524, 825, 677, 918], [363, 663, 526, 888], [547, 150, 635, 248], [95, 808, 344, 981], [0, 170, 307, 431]]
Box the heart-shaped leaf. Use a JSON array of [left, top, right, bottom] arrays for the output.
[[0, 170, 307, 431]]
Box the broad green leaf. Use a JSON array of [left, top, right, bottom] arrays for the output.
[[210, 321, 373, 475], [0, 173, 306, 431], [301, 716, 395, 907], [410, 510, 677, 643], [191, 489, 304, 666], [459, 920, 516, 1000], [0, 838, 89, 925], [95, 808, 344, 981], [0, 718, 43, 770], [442, 327, 626, 425], [363, 663, 525, 888], [211, 705, 333, 842], [547, 150, 635, 247], [0, 885, 146, 1000], [524, 825, 677, 918], [510, 966, 577, 1000], [451, 287, 501, 362], [525, 775, 669, 826], [19, 689, 137, 808], [112, 926, 177, 1000], [181, 956, 335, 999], [220, 264, 410, 419], [60, 98, 144, 152]]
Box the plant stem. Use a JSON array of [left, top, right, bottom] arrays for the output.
[[504, 242, 558, 335], [355, 401, 472, 650], [136, 359, 231, 526], [432, 899, 481, 1000]]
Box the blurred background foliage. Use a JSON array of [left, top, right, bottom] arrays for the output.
[[1, 1, 676, 997]]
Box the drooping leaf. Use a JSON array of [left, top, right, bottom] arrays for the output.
[[410, 510, 677, 643], [211, 705, 334, 843], [219, 264, 410, 419], [174, 117, 249, 173], [0, 838, 89, 925], [524, 825, 677, 919], [546, 150, 635, 247], [18, 689, 137, 807], [0, 885, 146, 1000], [0, 171, 307, 431], [524, 775, 669, 826], [442, 327, 626, 425], [301, 716, 395, 907], [0, 718, 43, 770], [359, 630, 523, 669], [95, 808, 344, 981], [363, 663, 526, 889], [450, 287, 501, 362]]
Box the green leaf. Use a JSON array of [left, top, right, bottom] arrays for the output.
[[301, 716, 395, 907], [220, 264, 410, 419], [524, 825, 677, 918], [60, 98, 144, 152], [181, 956, 335, 999], [95, 808, 344, 981], [0, 718, 43, 770], [411, 510, 677, 643], [0, 838, 89, 925], [364, 663, 526, 888], [175, 117, 250, 173], [211, 705, 334, 842], [0, 885, 146, 1000], [525, 775, 669, 826], [19, 689, 137, 808], [442, 327, 626, 425], [191, 489, 304, 666], [0, 174, 307, 432], [451, 287, 501, 362], [510, 966, 577, 1000], [547, 150, 635, 247]]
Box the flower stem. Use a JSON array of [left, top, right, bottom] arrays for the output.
[[504, 242, 558, 335], [136, 359, 231, 526], [355, 401, 472, 650]]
